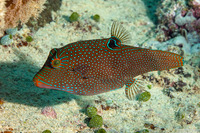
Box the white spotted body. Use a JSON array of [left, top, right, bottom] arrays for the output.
[[33, 22, 184, 99]]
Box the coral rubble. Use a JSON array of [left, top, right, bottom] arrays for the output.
[[156, 0, 200, 42], [0, 0, 46, 37]]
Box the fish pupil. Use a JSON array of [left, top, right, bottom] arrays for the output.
[[108, 39, 117, 49], [54, 60, 60, 65], [52, 59, 61, 68]]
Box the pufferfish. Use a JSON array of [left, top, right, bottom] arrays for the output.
[[33, 22, 184, 100]]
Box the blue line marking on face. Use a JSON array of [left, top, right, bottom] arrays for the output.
[[38, 79, 53, 86]]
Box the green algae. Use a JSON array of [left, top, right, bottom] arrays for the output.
[[175, 109, 185, 121], [89, 115, 103, 128], [96, 128, 107, 133], [137, 91, 151, 102], [147, 85, 152, 89], [135, 129, 149, 133], [26, 36, 33, 42], [86, 106, 98, 118], [92, 14, 100, 22], [42, 129, 52, 133], [69, 12, 79, 22]]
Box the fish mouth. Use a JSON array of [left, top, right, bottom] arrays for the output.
[[33, 75, 54, 89]]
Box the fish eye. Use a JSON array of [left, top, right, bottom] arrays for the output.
[[51, 58, 61, 68], [107, 38, 120, 50], [108, 39, 117, 49]]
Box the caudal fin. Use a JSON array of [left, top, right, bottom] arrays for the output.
[[130, 49, 184, 75], [147, 50, 184, 71]]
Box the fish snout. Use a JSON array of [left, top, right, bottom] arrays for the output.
[[33, 75, 42, 88], [33, 75, 54, 89]]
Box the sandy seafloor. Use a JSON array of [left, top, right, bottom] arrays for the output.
[[0, 0, 200, 132]]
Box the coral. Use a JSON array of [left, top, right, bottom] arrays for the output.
[[191, 43, 200, 53], [175, 11, 196, 26], [0, 0, 6, 35], [26, 0, 62, 31], [189, 0, 200, 6], [0, 35, 13, 45], [69, 12, 79, 22], [0, 0, 46, 37], [137, 91, 151, 102], [156, 0, 200, 41], [5, 28, 18, 35], [172, 35, 190, 54], [189, 0, 200, 18], [89, 115, 103, 128], [86, 106, 98, 118], [0, 28, 18, 45], [41, 106, 57, 119], [92, 14, 100, 22], [154, 0, 200, 59], [0, 25, 36, 48]]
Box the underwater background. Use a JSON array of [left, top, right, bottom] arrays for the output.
[[0, 0, 200, 132]]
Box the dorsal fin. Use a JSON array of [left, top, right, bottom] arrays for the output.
[[111, 21, 131, 45]]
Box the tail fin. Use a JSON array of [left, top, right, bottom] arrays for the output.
[[130, 48, 184, 76], [147, 50, 184, 71]]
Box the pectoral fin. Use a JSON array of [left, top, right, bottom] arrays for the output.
[[125, 78, 148, 100]]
